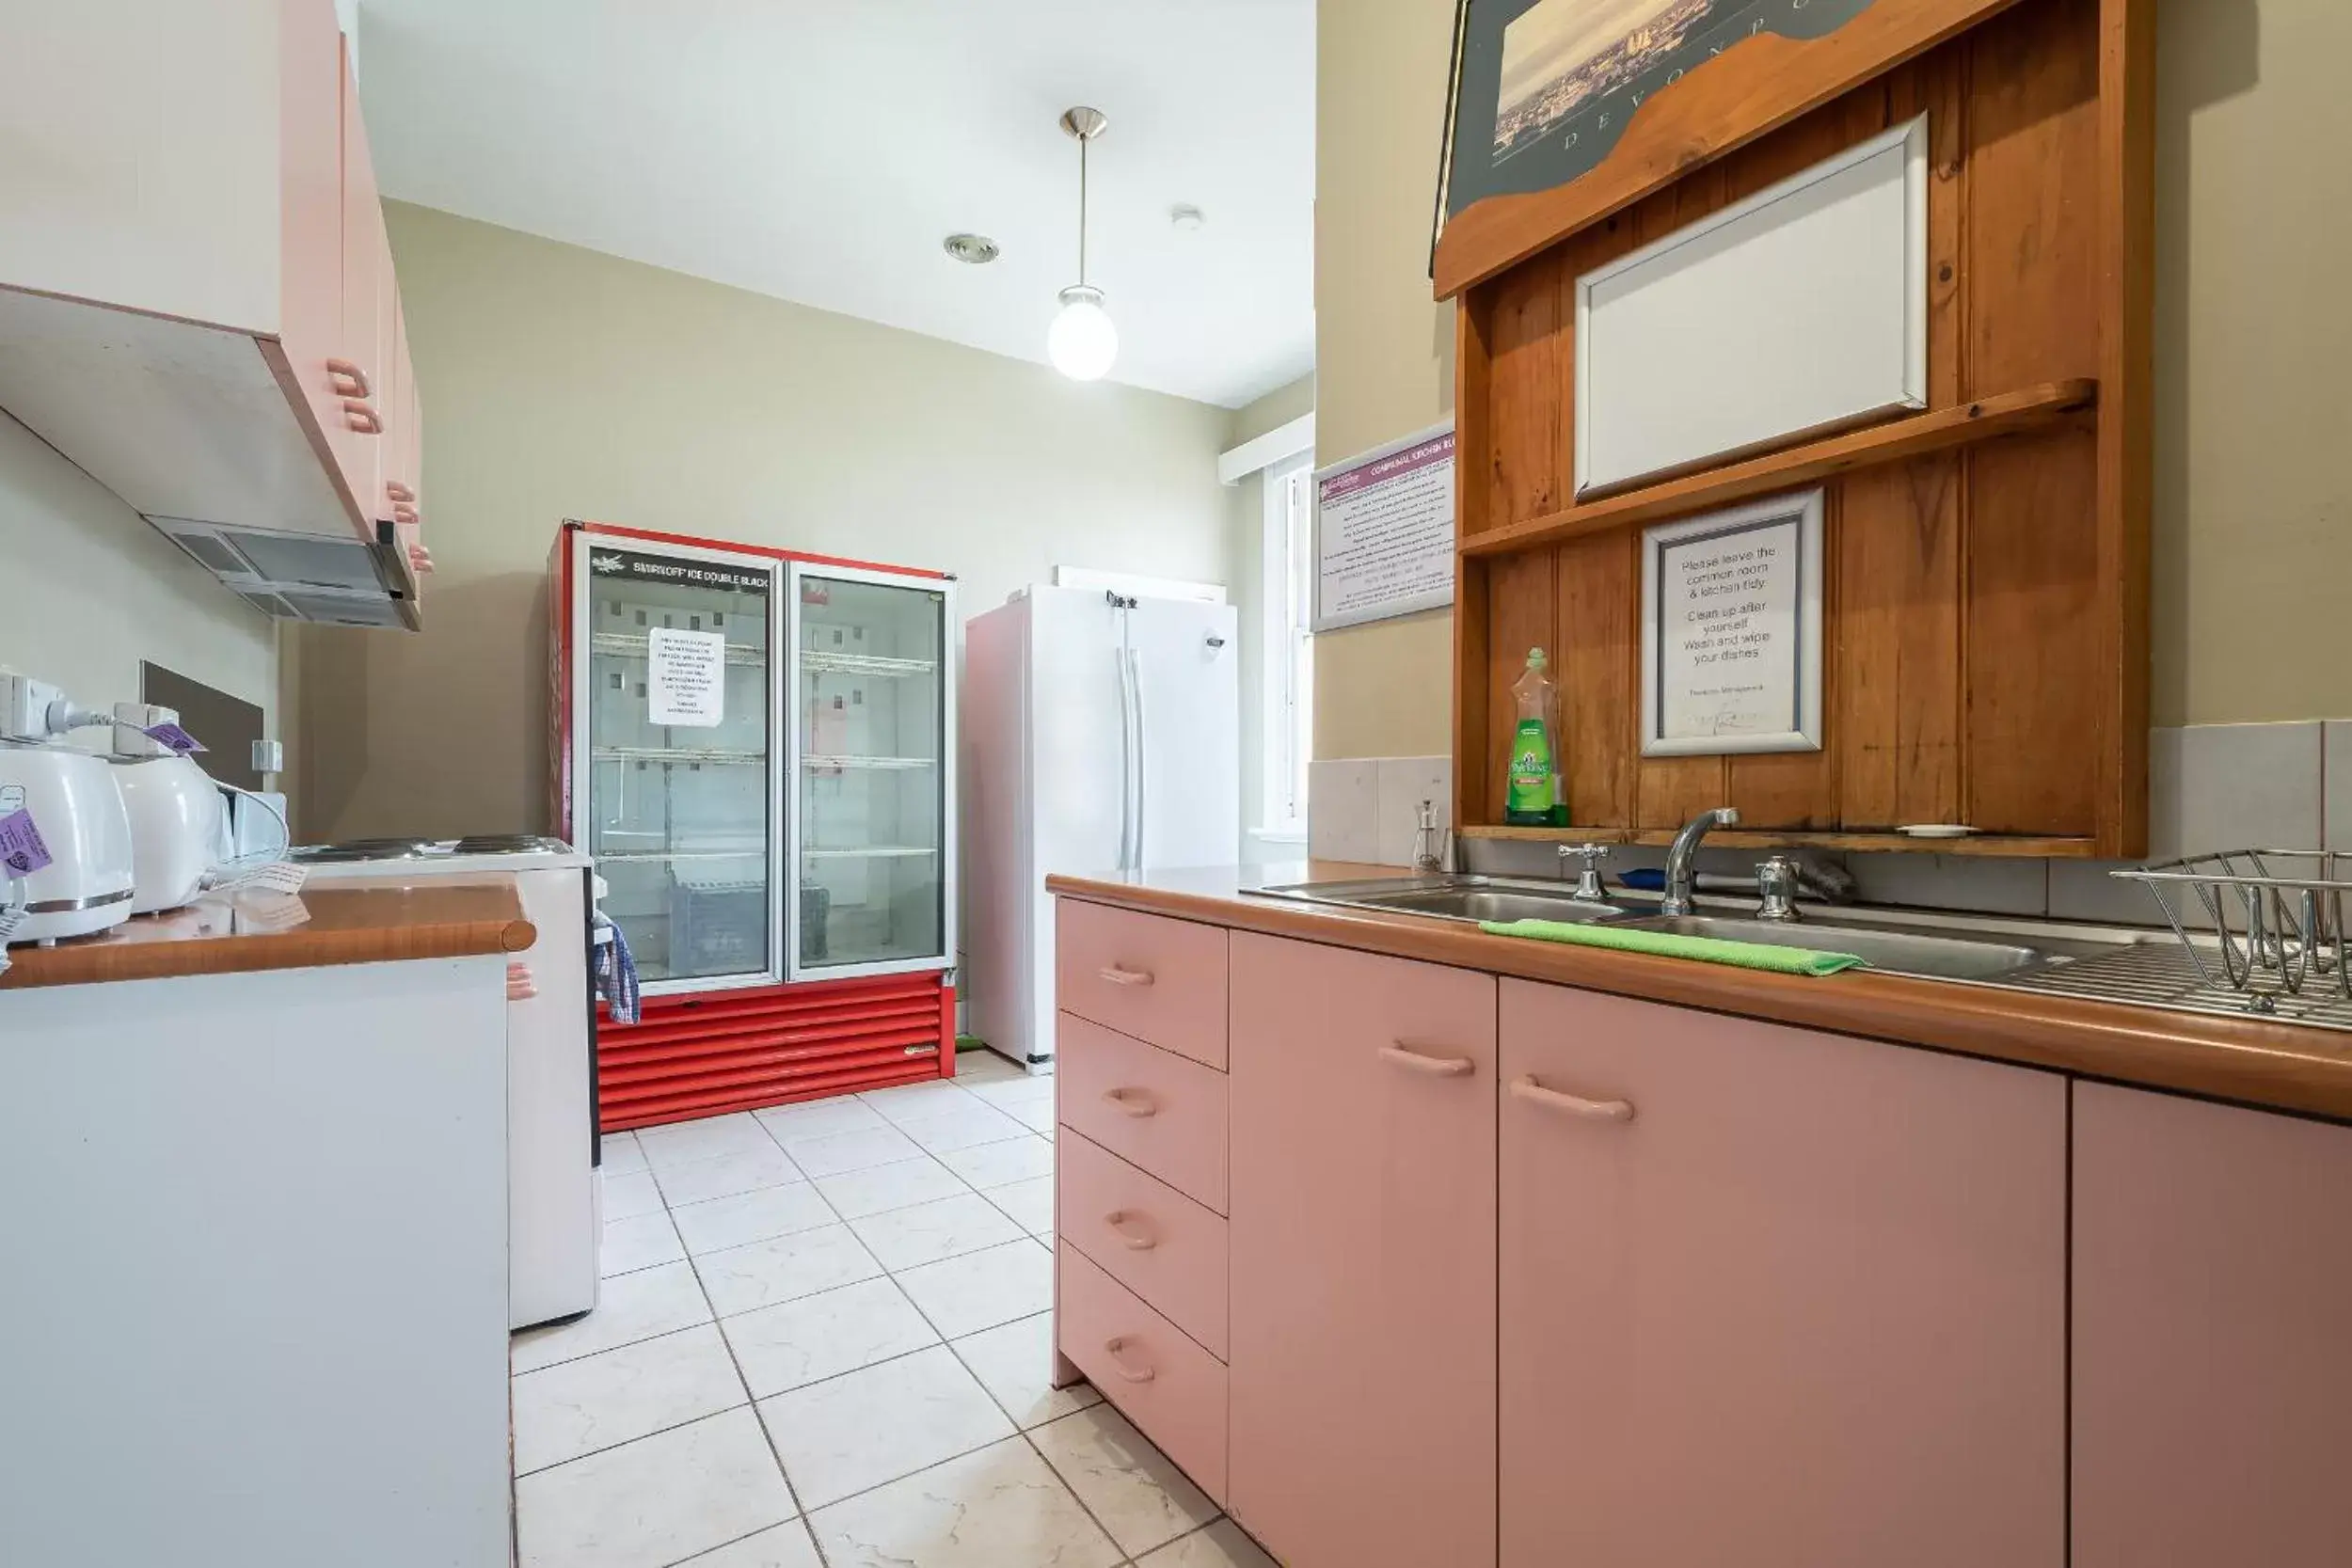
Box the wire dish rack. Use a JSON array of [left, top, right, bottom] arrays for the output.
[[2109, 849, 2350, 1013]]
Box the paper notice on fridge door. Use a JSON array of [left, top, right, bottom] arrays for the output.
[[646, 627, 727, 727]]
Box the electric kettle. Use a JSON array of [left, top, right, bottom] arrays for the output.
[[110, 753, 222, 914]]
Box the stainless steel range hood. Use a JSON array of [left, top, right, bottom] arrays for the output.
[[153, 515, 422, 631]]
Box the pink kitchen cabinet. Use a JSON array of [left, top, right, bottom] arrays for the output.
[[2072, 1082, 2352, 1567], [1497, 978, 2066, 1568], [335, 38, 390, 528], [1227, 934, 1497, 1568]]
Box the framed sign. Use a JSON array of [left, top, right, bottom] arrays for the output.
[[1436, 0, 1887, 252], [1312, 422, 1456, 632], [1639, 489, 1823, 755]]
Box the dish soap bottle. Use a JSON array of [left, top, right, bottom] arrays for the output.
[[1504, 647, 1567, 827]]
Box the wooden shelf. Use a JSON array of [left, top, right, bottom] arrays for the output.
[[1458, 825, 2100, 860], [1459, 380, 2098, 561]]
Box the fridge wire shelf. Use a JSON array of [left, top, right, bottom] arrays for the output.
[[2110, 849, 2351, 1009], [592, 631, 768, 665], [803, 650, 938, 678]]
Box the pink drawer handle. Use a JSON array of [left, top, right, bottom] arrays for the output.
[[1097, 964, 1154, 988], [1510, 1074, 1634, 1123], [505, 961, 536, 1002], [326, 357, 371, 398], [1102, 1086, 1159, 1118], [1105, 1209, 1158, 1251], [1379, 1043, 1475, 1078], [342, 399, 383, 435], [385, 480, 416, 505], [1104, 1336, 1156, 1385]]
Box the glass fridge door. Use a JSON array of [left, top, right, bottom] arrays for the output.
[[575, 537, 781, 991], [786, 563, 956, 980]]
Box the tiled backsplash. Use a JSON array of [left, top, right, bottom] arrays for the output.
[[1312, 721, 2347, 927]]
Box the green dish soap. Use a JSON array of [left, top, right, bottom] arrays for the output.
[[1504, 647, 1568, 827]]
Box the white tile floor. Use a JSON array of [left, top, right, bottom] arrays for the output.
[[510, 1052, 1276, 1568]]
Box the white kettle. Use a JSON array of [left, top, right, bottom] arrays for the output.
[[111, 753, 223, 914], [0, 743, 136, 942]]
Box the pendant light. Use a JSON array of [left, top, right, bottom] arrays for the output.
[[1048, 106, 1117, 382]]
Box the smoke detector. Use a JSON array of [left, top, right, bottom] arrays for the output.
[[1169, 204, 1205, 231], [943, 233, 1001, 264]]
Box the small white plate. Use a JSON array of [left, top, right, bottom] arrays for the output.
[[1897, 824, 1978, 839]]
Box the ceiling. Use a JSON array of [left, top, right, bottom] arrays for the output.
[[353, 0, 1316, 409]]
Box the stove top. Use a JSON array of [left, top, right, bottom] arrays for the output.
[[292, 835, 576, 864]]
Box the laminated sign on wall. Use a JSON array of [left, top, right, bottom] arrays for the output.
[[1313, 421, 1455, 631]]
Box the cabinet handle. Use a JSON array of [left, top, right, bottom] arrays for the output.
[[1104, 1336, 1156, 1385], [1102, 1086, 1158, 1118], [385, 480, 416, 504], [1096, 963, 1154, 988], [342, 399, 383, 435], [505, 961, 536, 1002], [405, 544, 435, 576], [1509, 1074, 1634, 1123], [1379, 1043, 1475, 1078], [326, 357, 371, 398], [391, 504, 420, 526], [1105, 1209, 1158, 1250]]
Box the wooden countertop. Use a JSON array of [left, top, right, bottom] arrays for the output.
[[1047, 862, 2352, 1125], [0, 879, 535, 990]]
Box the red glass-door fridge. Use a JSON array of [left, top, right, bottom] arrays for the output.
[[548, 519, 959, 1132]]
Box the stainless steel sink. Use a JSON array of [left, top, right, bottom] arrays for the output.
[[1250, 875, 2083, 983], [1614, 913, 2060, 982], [1250, 875, 1632, 927]]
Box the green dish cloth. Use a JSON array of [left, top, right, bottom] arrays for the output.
[[1478, 919, 1866, 976]]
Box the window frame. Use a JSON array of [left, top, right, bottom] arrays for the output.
[[1260, 451, 1315, 841]]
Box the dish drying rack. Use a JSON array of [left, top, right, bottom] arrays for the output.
[[2111, 850, 2349, 1013]]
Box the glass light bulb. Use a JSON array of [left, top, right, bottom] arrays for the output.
[[1048, 287, 1118, 381]]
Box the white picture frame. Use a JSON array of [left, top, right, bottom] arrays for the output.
[[1640, 489, 1825, 758], [1575, 114, 1930, 496]]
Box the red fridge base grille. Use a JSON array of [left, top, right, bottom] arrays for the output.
[[598, 972, 957, 1132]]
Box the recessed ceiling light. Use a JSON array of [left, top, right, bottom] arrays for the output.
[[943, 233, 1000, 264], [1169, 204, 1205, 231]]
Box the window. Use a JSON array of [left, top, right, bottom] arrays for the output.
[[1262, 452, 1314, 837]]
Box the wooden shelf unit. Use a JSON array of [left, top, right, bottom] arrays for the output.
[[1443, 0, 2153, 862], [1458, 825, 2099, 859]]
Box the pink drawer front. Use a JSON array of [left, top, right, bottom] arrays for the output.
[[1060, 1243, 1229, 1506], [1057, 900, 1228, 1069], [1058, 1127, 1229, 1359], [1057, 1011, 1228, 1214]]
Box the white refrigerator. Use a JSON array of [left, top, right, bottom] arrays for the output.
[[964, 585, 1239, 1069]]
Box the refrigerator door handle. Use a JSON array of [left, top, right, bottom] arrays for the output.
[[1114, 641, 1136, 871], [1127, 645, 1147, 871]]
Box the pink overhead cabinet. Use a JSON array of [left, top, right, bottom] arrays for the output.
[[1227, 934, 1498, 1568], [1497, 978, 2066, 1568], [2073, 1083, 2352, 1567], [0, 0, 425, 627]]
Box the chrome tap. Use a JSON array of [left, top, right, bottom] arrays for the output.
[[1755, 855, 1801, 923], [1661, 807, 1739, 917], [1558, 843, 1612, 903]]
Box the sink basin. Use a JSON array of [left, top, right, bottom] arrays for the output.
[[1615, 914, 2058, 982], [1250, 876, 1631, 927]]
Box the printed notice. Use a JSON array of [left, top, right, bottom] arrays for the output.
[[1642, 494, 1823, 756], [1314, 424, 1455, 631], [646, 627, 727, 728]]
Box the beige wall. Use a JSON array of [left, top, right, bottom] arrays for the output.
[[292, 202, 1234, 840], [1224, 373, 1316, 846], [1312, 0, 2351, 761], [0, 407, 278, 737]]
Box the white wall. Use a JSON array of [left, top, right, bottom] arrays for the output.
[[0, 406, 278, 735], [292, 202, 1238, 840]]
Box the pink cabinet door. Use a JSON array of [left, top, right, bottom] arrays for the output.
[[2073, 1083, 2352, 1567], [335, 40, 387, 525], [1498, 978, 2065, 1568], [275, 0, 368, 542], [1227, 934, 1496, 1568]]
